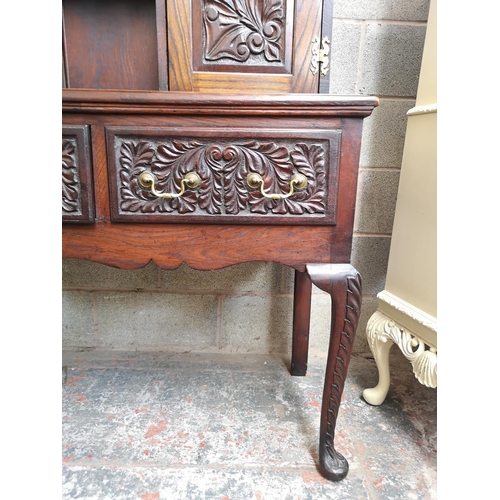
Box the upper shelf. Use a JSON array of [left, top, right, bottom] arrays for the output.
[[63, 0, 334, 94]]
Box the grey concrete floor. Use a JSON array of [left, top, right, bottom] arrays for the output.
[[62, 349, 437, 499]]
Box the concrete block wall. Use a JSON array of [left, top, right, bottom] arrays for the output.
[[330, 0, 430, 353], [62, 0, 430, 357]]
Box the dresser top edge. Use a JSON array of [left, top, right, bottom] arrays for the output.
[[62, 89, 379, 117]]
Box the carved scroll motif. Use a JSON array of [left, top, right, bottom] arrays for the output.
[[117, 138, 327, 216], [366, 310, 437, 388], [202, 0, 285, 64], [62, 137, 81, 214]]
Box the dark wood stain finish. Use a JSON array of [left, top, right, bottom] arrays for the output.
[[62, 0, 160, 90], [291, 269, 313, 376], [105, 126, 339, 225], [61, 0, 378, 482], [62, 91, 377, 267], [62, 125, 94, 224], [192, 0, 292, 72], [62, 90, 378, 482], [167, 0, 323, 92], [307, 263, 362, 481]]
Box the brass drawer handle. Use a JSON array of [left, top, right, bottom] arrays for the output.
[[138, 171, 201, 199], [246, 172, 307, 200]]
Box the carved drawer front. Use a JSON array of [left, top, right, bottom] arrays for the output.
[[62, 125, 94, 223], [106, 127, 341, 225]]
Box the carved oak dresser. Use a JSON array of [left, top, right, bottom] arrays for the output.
[[62, 0, 378, 482]]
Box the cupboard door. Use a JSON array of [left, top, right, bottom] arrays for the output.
[[167, 0, 325, 93]]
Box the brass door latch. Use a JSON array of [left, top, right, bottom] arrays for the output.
[[310, 36, 330, 76]]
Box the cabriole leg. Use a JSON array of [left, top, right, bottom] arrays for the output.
[[306, 263, 362, 482], [362, 311, 395, 406], [362, 310, 437, 405]]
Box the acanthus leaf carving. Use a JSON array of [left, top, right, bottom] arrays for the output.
[[239, 141, 294, 214], [62, 138, 80, 213], [115, 137, 328, 218], [203, 0, 285, 64], [151, 140, 221, 214], [325, 272, 361, 464], [222, 145, 247, 214], [279, 143, 326, 215], [194, 145, 224, 214], [366, 310, 437, 389]]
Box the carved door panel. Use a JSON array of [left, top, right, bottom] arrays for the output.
[[167, 0, 328, 93]]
